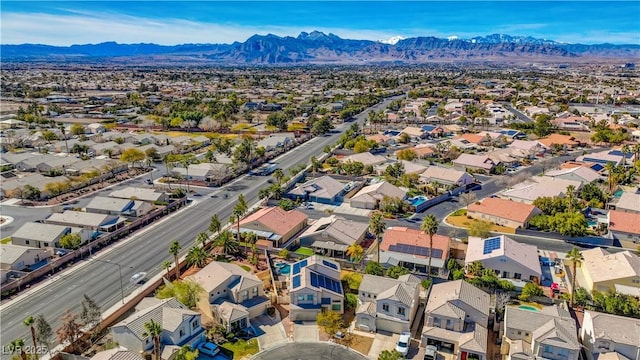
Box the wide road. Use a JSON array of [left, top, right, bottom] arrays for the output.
[[0, 95, 402, 352]]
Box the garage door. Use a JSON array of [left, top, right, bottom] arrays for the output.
[[377, 318, 408, 334], [292, 309, 319, 322]]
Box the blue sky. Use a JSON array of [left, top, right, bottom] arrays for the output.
[[2, 1, 639, 45]]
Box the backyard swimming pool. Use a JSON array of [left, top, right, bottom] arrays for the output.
[[275, 262, 291, 275], [519, 305, 540, 312]]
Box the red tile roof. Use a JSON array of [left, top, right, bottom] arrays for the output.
[[468, 197, 540, 223], [240, 206, 308, 235], [609, 210, 640, 235], [381, 227, 449, 259]]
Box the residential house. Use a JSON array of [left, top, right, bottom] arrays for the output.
[[452, 154, 497, 173], [456, 133, 490, 147], [172, 163, 230, 185], [85, 196, 153, 217], [421, 280, 490, 360], [257, 133, 295, 152], [90, 347, 144, 360], [467, 198, 542, 229], [503, 305, 580, 360], [611, 192, 640, 214], [355, 274, 420, 333], [376, 160, 428, 176], [379, 227, 450, 276], [580, 310, 640, 360], [111, 298, 204, 356], [401, 126, 427, 140], [537, 134, 580, 151], [340, 152, 388, 167], [237, 206, 308, 248], [401, 144, 435, 159], [508, 140, 547, 158], [289, 256, 344, 321], [44, 210, 126, 232], [544, 167, 602, 184], [350, 181, 407, 210], [421, 125, 445, 138], [499, 176, 582, 204], [607, 210, 640, 243], [188, 261, 269, 332], [551, 116, 590, 131], [578, 248, 640, 296], [1, 244, 50, 282], [420, 166, 475, 188], [287, 175, 345, 204], [109, 187, 169, 203], [298, 215, 369, 258], [10, 222, 91, 248], [465, 235, 542, 283], [576, 150, 629, 167], [366, 134, 395, 146]]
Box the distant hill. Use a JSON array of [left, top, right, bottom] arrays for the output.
[[2, 31, 638, 64]]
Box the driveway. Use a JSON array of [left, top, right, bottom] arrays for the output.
[[293, 322, 319, 342], [252, 315, 289, 351], [368, 331, 400, 359]]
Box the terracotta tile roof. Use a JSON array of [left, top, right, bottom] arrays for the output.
[[458, 133, 487, 145], [381, 226, 449, 259], [240, 206, 307, 236], [609, 210, 640, 235], [468, 197, 540, 223], [537, 134, 579, 148], [366, 134, 390, 144]]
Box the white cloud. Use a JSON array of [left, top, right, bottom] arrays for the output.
[[0, 12, 397, 45]]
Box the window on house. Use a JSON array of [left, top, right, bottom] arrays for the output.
[[298, 295, 305, 301], [192, 321, 199, 329], [332, 304, 341, 311], [253, 287, 258, 295], [382, 303, 389, 312], [514, 273, 522, 280], [179, 328, 185, 337], [307, 294, 313, 301], [44, 242, 49, 247], [433, 318, 440, 326], [25, 240, 30, 245], [397, 307, 406, 316], [543, 345, 552, 354]]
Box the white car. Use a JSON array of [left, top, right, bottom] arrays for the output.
[[396, 332, 411, 357], [130, 272, 147, 285], [424, 345, 438, 360]]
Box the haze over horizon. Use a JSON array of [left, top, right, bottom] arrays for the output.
[[2, 1, 639, 46]]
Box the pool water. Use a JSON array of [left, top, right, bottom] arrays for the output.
[[409, 196, 429, 206], [276, 263, 291, 275], [519, 305, 540, 312], [587, 220, 597, 227]]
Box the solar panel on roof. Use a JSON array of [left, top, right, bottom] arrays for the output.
[[308, 271, 342, 294], [322, 260, 338, 270], [310, 272, 318, 287], [483, 237, 501, 255], [292, 275, 301, 288]]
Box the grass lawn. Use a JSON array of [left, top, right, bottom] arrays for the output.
[[240, 265, 251, 272], [1, 237, 11, 244], [220, 339, 259, 360], [446, 214, 516, 234], [295, 247, 314, 256]]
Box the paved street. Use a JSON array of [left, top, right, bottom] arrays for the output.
[[0, 95, 402, 353]]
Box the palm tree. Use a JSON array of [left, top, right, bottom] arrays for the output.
[[346, 244, 364, 264], [467, 260, 484, 277], [605, 162, 617, 195], [369, 213, 386, 263], [196, 232, 209, 248], [621, 144, 630, 166], [567, 247, 584, 308], [209, 214, 221, 236], [169, 241, 182, 279], [162, 260, 172, 278], [233, 194, 248, 249], [632, 143, 640, 163], [273, 168, 285, 185], [23, 316, 38, 360], [216, 230, 239, 255], [566, 185, 576, 213], [186, 247, 210, 268], [142, 319, 163, 360], [310, 156, 321, 175], [421, 214, 439, 278], [10, 339, 27, 360]]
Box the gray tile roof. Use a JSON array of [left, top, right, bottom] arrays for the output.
[[377, 284, 414, 307], [426, 280, 489, 316], [0, 244, 48, 266], [216, 302, 249, 324], [359, 274, 409, 296], [112, 298, 198, 341], [86, 197, 133, 213], [187, 261, 261, 293], [11, 222, 69, 242], [91, 347, 144, 360], [357, 301, 377, 317], [585, 310, 640, 347], [533, 317, 580, 350], [288, 175, 344, 200]]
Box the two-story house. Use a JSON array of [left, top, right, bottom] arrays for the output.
[[421, 280, 490, 360], [580, 310, 640, 360], [355, 274, 420, 334], [503, 305, 580, 360], [289, 256, 344, 321], [187, 261, 269, 332], [111, 298, 203, 356]]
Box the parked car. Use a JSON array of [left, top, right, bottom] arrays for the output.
[[396, 332, 411, 357], [424, 345, 438, 360], [145, 179, 153, 185], [56, 249, 68, 256], [197, 342, 220, 357]]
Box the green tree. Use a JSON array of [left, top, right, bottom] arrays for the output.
[[186, 246, 210, 268], [23, 316, 38, 360], [369, 213, 386, 263], [385, 265, 411, 279], [70, 124, 85, 136], [364, 261, 384, 276], [378, 349, 404, 360], [346, 244, 364, 263], [120, 148, 146, 169], [233, 194, 249, 250], [396, 149, 417, 161], [142, 319, 163, 360], [554, 212, 587, 237], [169, 241, 182, 279], [196, 232, 209, 248], [35, 315, 53, 358], [215, 230, 239, 255], [81, 294, 102, 345], [567, 247, 584, 308], [156, 279, 204, 309], [9, 339, 27, 360], [421, 214, 438, 277], [533, 114, 554, 137], [173, 345, 199, 360], [209, 214, 221, 235], [565, 185, 576, 213], [59, 233, 82, 249], [519, 282, 544, 301], [316, 310, 343, 338], [162, 260, 173, 278], [467, 260, 484, 277], [41, 130, 59, 144], [278, 248, 289, 260]]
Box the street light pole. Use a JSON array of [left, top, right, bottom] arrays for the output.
[[92, 258, 126, 304]]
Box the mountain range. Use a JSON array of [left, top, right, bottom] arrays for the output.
[[2, 31, 639, 64]]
